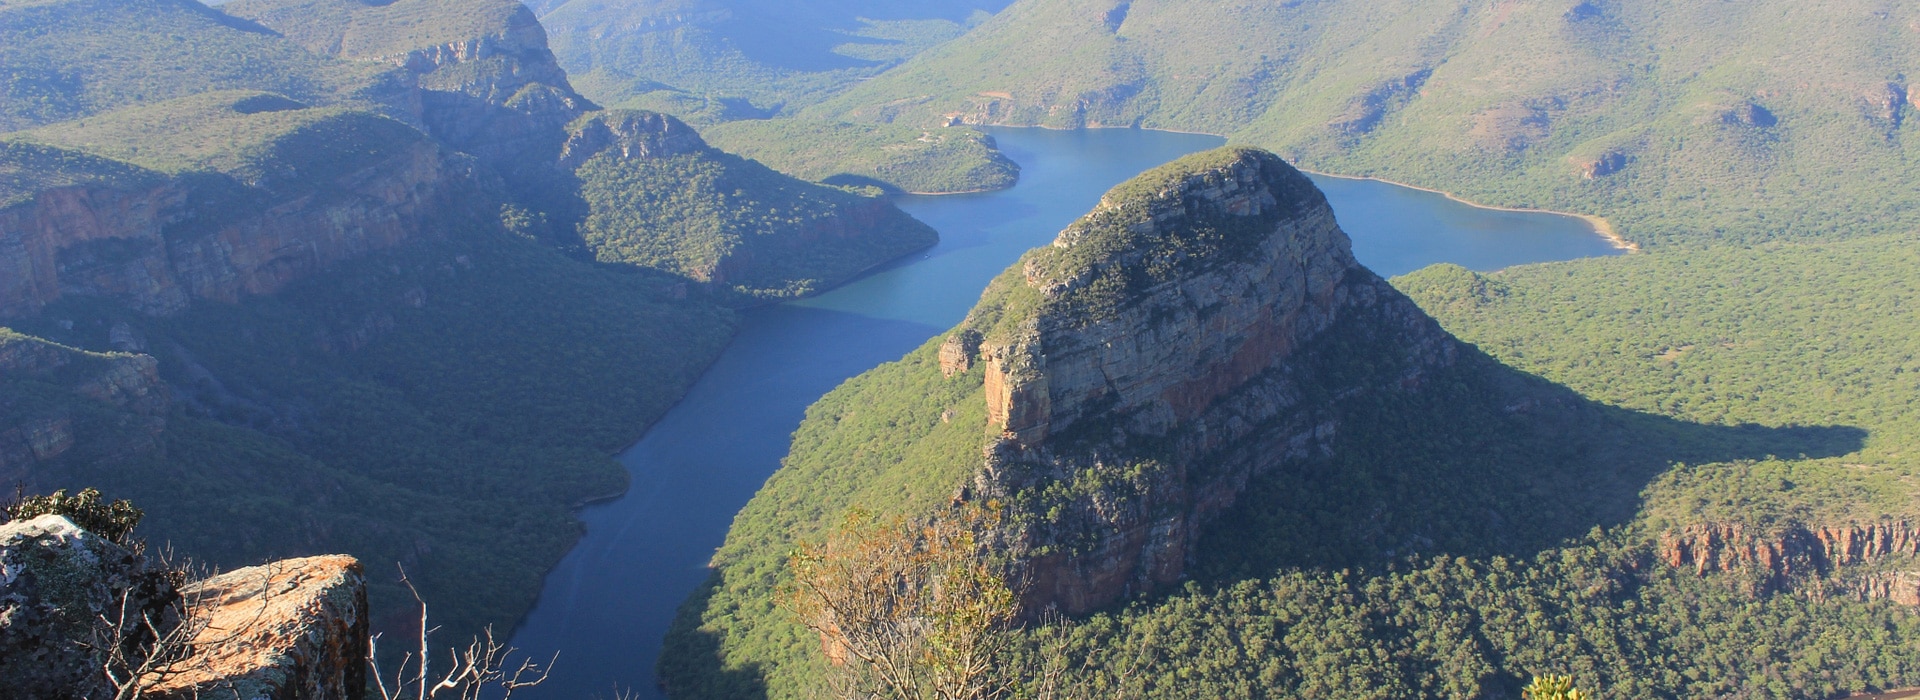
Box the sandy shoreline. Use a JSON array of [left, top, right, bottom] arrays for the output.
[[1299, 169, 1639, 253]]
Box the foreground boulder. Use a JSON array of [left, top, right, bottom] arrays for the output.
[[0, 514, 179, 698], [144, 555, 369, 700]]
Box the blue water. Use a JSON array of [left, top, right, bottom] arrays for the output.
[[505, 127, 1623, 699]]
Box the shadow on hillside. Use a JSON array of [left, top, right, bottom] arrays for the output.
[[656, 573, 771, 700], [1191, 345, 1868, 581]]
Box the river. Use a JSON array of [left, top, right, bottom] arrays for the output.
[[505, 127, 1625, 699]]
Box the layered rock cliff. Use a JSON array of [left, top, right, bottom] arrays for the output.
[[1660, 520, 1920, 602], [939, 147, 1458, 612], [0, 120, 492, 320]]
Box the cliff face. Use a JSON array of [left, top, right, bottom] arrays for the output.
[[556, 110, 707, 170], [0, 137, 490, 320], [1659, 521, 1920, 602], [0, 334, 167, 487], [947, 148, 1458, 613]]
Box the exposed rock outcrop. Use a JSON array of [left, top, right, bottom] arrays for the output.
[[0, 515, 368, 699], [1572, 150, 1629, 178], [145, 556, 369, 700], [557, 110, 707, 170], [1659, 520, 1920, 589], [948, 148, 1458, 613], [0, 515, 181, 699], [0, 135, 491, 320], [0, 335, 167, 485]]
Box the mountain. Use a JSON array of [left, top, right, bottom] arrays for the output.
[[812, 0, 1920, 247], [563, 110, 939, 299], [533, 0, 1014, 121]]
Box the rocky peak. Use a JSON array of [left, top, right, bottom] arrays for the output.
[[944, 147, 1458, 613], [558, 110, 709, 170], [968, 148, 1363, 447]]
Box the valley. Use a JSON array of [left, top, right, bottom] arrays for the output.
[[5, 0, 1920, 698], [512, 127, 1626, 699]]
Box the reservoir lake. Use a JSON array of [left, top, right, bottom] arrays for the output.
[[507, 127, 1625, 699]]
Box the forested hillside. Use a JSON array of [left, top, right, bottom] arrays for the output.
[[700, 119, 1018, 194], [814, 0, 1920, 247]]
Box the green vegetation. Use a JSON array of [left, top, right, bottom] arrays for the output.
[[538, 0, 1010, 121], [700, 120, 1017, 194], [814, 0, 1920, 247], [0, 0, 401, 133], [1023, 543, 1920, 700], [6, 91, 425, 183], [0, 140, 160, 207], [572, 135, 938, 300], [1396, 235, 1920, 536], [4, 488, 144, 547]]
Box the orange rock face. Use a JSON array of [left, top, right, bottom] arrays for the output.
[[145, 556, 369, 700], [939, 330, 983, 378], [1658, 521, 1920, 602]]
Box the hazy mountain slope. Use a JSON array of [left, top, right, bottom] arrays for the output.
[[535, 0, 1014, 121], [815, 0, 1920, 246], [221, 0, 596, 173], [0, 0, 405, 133]]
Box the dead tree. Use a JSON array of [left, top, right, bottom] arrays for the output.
[[368, 567, 555, 700]]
